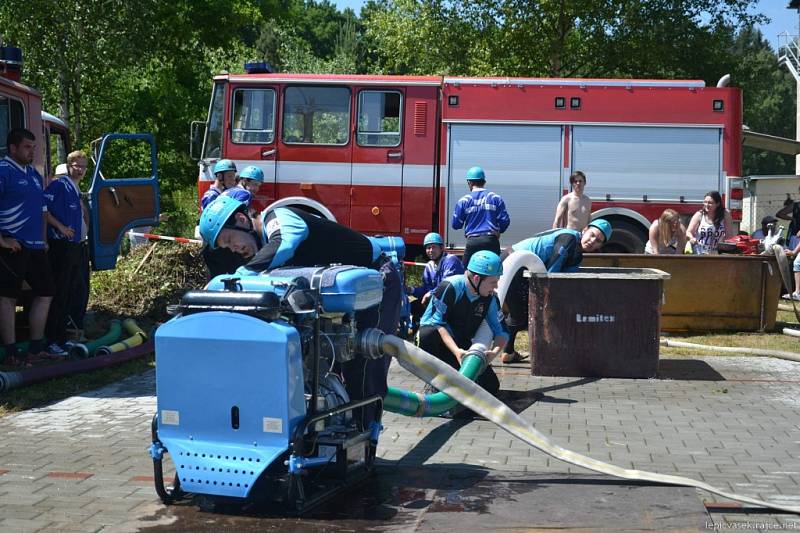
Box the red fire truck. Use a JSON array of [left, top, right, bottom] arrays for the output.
[[0, 47, 71, 179], [191, 66, 744, 253]]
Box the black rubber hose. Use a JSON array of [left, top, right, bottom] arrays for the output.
[[0, 340, 154, 392]]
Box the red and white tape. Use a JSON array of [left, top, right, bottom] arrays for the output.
[[128, 232, 202, 245]]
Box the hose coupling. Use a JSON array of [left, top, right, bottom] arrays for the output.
[[355, 328, 385, 359]]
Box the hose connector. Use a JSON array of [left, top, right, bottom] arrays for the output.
[[355, 328, 385, 359]]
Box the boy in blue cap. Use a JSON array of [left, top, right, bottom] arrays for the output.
[[500, 220, 611, 363]]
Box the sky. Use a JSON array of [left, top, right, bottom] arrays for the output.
[[331, 0, 799, 53]]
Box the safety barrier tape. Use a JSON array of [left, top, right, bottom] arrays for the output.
[[128, 232, 202, 245]]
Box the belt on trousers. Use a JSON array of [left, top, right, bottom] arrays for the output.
[[466, 232, 497, 238]]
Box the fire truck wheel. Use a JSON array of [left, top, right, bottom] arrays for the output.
[[601, 219, 647, 254]]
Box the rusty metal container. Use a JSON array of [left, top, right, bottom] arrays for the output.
[[582, 254, 781, 332], [527, 267, 669, 379]]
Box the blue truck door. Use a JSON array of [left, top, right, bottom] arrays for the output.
[[88, 133, 160, 270]]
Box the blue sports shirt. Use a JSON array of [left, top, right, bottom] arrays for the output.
[[412, 253, 464, 299], [512, 228, 583, 273], [44, 176, 82, 243], [0, 156, 47, 249], [420, 274, 508, 342], [451, 188, 510, 237]]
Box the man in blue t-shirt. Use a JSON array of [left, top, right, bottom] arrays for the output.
[[44, 150, 89, 353], [451, 166, 510, 267], [0, 129, 57, 365]]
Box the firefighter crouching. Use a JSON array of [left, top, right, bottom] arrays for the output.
[[198, 197, 402, 429]]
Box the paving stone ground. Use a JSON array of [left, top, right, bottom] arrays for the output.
[[1, 355, 800, 531]]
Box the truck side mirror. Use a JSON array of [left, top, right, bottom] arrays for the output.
[[190, 121, 206, 161]]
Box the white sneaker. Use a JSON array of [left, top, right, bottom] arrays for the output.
[[46, 343, 68, 357], [783, 293, 800, 301]]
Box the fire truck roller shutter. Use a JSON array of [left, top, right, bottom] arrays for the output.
[[570, 125, 722, 202], [446, 124, 563, 248]]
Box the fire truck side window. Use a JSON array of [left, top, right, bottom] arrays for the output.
[[357, 91, 401, 147], [282, 86, 350, 145], [203, 82, 225, 159], [0, 95, 25, 158], [231, 88, 275, 144]]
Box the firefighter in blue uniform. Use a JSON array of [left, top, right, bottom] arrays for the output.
[[500, 220, 612, 363], [451, 166, 510, 267], [199, 196, 402, 429], [221, 165, 263, 214], [200, 159, 237, 210], [407, 232, 464, 331], [418, 250, 508, 398]]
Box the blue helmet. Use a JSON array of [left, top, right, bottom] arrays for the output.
[[423, 232, 443, 246], [588, 218, 612, 242], [465, 166, 486, 182], [199, 196, 244, 249], [239, 165, 264, 182], [213, 159, 237, 175], [467, 250, 503, 276]]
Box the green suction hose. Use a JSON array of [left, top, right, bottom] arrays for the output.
[[68, 319, 123, 358]]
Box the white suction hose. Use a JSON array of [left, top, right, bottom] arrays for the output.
[[496, 250, 546, 306]]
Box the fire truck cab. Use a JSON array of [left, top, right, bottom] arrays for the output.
[[192, 66, 744, 254]]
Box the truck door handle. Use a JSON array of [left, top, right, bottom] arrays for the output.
[[387, 150, 402, 159], [108, 187, 120, 207], [262, 148, 276, 158]]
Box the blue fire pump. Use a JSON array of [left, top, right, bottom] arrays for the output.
[[149, 264, 391, 513]]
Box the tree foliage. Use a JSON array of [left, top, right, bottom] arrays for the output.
[[0, 0, 795, 213]]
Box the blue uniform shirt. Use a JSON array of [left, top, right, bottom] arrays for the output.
[[451, 188, 510, 237], [221, 186, 252, 208], [412, 253, 464, 299], [0, 156, 47, 249], [44, 176, 82, 243], [512, 228, 583, 273], [420, 274, 508, 342], [201, 186, 223, 210]]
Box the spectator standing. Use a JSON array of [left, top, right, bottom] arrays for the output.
[[451, 166, 510, 267], [0, 129, 57, 365], [44, 150, 89, 353], [776, 192, 800, 249], [553, 171, 591, 231], [686, 191, 734, 255]]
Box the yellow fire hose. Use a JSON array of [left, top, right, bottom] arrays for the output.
[[94, 318, 147, 356]]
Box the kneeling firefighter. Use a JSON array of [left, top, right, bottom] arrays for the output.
[[418, 250, 508, 402], [199, 197, 402, 428]]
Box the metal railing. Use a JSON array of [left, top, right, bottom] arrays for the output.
[[779, 31, 800, 82]]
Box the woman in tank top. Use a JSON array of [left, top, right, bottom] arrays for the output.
[[686, 191, 734, 255], [645, 208, 686, 254]]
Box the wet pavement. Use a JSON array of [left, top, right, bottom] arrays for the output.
[[2, 355, 800, 532]]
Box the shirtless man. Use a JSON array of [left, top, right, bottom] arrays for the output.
[[553, 171, 591, 231]]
